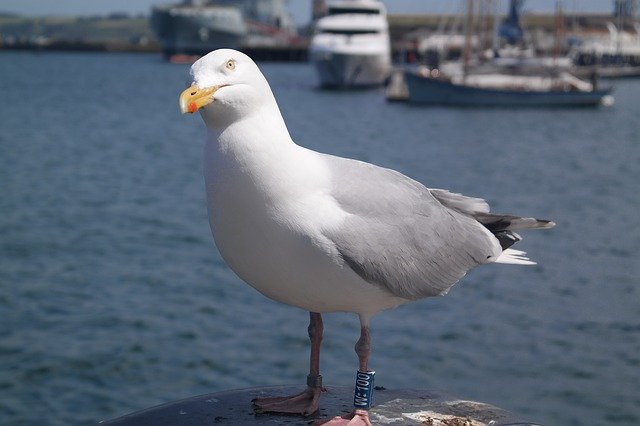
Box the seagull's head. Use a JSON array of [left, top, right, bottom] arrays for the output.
[[179, 49, 275, 130]]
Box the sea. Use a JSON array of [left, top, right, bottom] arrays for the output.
[[1, 51, 638, 425]]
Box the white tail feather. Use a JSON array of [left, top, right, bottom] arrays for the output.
[[495, 248, 537, 265]]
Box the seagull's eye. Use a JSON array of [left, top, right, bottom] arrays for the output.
[[225, 59, 236, 71]]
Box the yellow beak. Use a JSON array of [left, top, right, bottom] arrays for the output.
[[179, 84, 219, 114]]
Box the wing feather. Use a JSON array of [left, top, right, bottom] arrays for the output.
[[320, 154, 501, 300]]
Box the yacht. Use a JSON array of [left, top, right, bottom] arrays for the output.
[[309, 0, 392, 88]]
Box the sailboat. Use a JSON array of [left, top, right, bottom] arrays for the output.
[[404, 0, 614, 107]]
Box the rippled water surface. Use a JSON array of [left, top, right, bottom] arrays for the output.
[[1, 52, 639, 425]]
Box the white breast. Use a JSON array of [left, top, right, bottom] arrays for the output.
[[203, 137, 406, 317]]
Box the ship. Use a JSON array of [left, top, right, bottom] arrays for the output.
[[150, 0, 299, 59]]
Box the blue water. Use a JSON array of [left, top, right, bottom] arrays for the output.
[[1, 51, 639, 425]]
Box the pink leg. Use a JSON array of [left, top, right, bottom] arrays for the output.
[[316, 324, 373, 426], [355, 325, 371, 373], [253, 312, 324, 416]]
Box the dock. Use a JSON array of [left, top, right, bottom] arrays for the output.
[[101, 385, 539, 425]]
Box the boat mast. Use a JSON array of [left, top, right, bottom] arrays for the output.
[[492, 1, 500, 54], [553, 0, 564, 67], [463, 0, 474, 80], [616, 0, 624, 53]]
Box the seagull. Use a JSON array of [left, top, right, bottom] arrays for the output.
[[179, 49, 554, 424]]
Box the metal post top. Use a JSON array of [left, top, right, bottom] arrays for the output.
[[101, 385, 540, 425]]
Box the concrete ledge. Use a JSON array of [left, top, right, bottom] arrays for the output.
[[101, 385, 540, 425]]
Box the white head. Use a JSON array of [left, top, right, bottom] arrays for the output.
[[179, 49, 280, 131]]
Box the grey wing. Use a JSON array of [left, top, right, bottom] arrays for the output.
[[321, 155, 502, 300]]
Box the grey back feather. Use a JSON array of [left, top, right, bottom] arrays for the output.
[[429, 189, 490, 214]]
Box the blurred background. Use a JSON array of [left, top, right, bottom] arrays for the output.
[[1, 1, 639, 425]]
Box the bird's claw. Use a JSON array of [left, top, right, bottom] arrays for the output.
[[253, 386, 323, 416]]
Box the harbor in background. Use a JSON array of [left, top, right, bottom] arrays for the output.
[[1, 0, 638, 68]]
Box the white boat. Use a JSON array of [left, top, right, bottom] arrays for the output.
[[571, 22, 640, 78], [309, 0, 392, 88]]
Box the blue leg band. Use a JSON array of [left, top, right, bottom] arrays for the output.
[[353, 370, 375, 409]]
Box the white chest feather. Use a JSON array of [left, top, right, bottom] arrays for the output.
[[202, 134, 404, 316]]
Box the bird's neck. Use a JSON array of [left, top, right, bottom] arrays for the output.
[[214, 102, 293, 155], [204, 104, 325, 207], [205, 102, 303, 193]]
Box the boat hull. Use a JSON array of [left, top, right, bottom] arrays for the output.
[[151, 7, 245, 56], [310, 51, 391, 88], [405, 72, 612, 107]]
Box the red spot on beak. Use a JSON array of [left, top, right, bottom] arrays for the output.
[[188, 102, 198, 113]]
